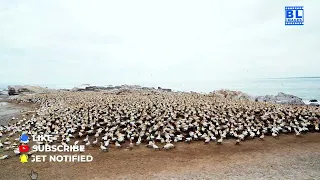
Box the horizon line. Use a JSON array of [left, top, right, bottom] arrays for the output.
[[263, 76, 320, 79]]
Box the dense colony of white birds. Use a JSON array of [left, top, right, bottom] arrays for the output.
[[0, 90, 319, 158]]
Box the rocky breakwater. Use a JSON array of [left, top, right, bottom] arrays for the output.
[[210, 90, 310, 106]]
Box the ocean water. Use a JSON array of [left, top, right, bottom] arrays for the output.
[[0, 77, 319, 101], [150, 77, 320, 101], [214, 77, 320, 100]]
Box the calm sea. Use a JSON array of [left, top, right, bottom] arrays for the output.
[[1, 77, 319, 101]]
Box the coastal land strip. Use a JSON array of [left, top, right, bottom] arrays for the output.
[[0, 85, 319, 180]]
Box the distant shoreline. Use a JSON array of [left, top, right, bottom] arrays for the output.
[[1, 80, 320, 104], [0, 85, 319, 108], [264, 77, 320, 79]]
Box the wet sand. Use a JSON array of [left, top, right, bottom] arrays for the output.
[[0, 133, 320, 180], [0, 97, 35, 125]]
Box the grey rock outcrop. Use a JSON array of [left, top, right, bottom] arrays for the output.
[[309, 102, 320, 107], [71, 84, 158, 92], [210, 89, 251, 101], [7, 85, 56, 95], [72, 86, 110, 92], [85, 86, 109, 91], [255, 92, 305, 105]]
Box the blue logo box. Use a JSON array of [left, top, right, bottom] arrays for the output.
[[285, 6, 304, 26]]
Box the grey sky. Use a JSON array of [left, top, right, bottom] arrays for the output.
[[0, 0, 319, 88]]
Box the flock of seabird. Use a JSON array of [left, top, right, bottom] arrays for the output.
[[0, 90, 319, 159]]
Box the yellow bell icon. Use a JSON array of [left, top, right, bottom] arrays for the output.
[[20, 154, 28, 163]]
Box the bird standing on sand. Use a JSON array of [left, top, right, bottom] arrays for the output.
[[100, 142, 108, 152]]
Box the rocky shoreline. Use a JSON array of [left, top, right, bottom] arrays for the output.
[[0, 85, 319, 106], [211, 89, 319, 106]]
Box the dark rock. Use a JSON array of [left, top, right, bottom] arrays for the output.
[[8, 86, 19, 96], [309, 103, 320, 107], [85, 86, 109, 91], [71, 87, 84, 92], [157, 86, 172, 92], [310, 99, 318, 102], [85, 86, 95, 91], [162, 88, 172, 92], [59, 89, 70, 91]]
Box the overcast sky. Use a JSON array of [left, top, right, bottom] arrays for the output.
[[0, 0, 319, 89]]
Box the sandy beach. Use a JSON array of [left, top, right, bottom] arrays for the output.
[[0, 133, 320, 180], [0, 96, 36, 126]]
